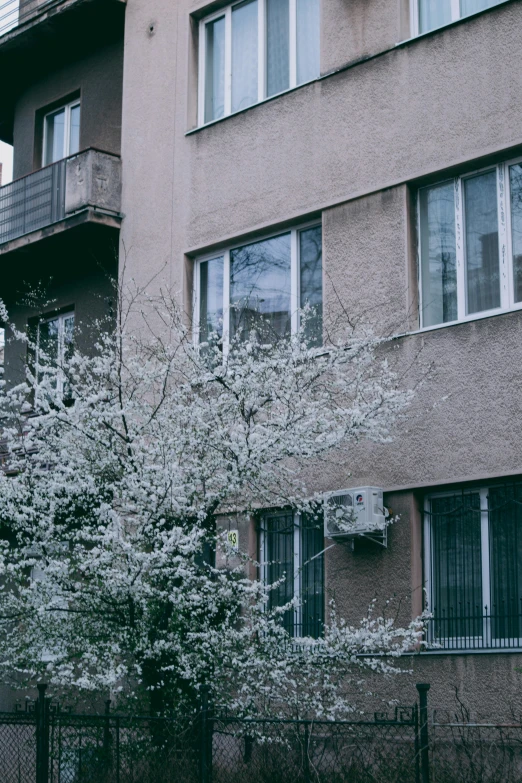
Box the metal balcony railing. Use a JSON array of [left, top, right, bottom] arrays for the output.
[[426, 603, 522, 651], [0, 0, 56, 37], [0, 149, 121, 247], [0, 158, 66, 244]]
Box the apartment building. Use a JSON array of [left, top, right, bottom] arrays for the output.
[[1, 0, 522, 716]]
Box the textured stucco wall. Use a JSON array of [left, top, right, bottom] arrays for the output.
[[12, 39, 124, 179]]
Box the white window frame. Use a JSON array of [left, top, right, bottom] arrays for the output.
[[417, 155, 522, 330], [42, 99, 81, 166], [410, 0, 506, 37], [424, 487, 522, 650], [193, 220, 322, 354], [198, 0, 317, 126], [36, 310, 75, 397]]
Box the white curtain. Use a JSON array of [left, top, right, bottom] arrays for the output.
[[267, 0, 289, 97], [204, 16, 225, 123], [461, 0, 500, 16], [418, 0, 452, 33], [232, 0, 258, 113], [296, 0, 320, 85]]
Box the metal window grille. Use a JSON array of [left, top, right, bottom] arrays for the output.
[[425, 483, 522, 651], [262, 511, 324, 639]]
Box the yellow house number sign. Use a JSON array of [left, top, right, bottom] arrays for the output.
[[227, 530, 239, 549]]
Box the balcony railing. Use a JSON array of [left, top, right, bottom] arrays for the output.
[[0, 0, 54, 37], [426, 603, 522, 651], [0, 148, 121, 247]]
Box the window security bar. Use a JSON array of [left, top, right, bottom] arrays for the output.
[[424, 484, 522, 652]]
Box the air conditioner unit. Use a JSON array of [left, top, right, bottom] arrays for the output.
[[324, 487, 387, 547]]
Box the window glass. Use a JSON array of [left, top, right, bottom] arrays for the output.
[[205, 16, 226, 123], [419, 182, 457, 327], [509, 164, 522, 303], [488, 486, 522, 641], [418, 0, 452, 33], [231, 0, 258, 113], [460, 0, 501, 17], [430, 493, 483, 641], [199, 256, 224, 342], [266, 0, 290, 97], [296, 0, 320, 85], [230, 233, 291, 342], [69, 104, 81, 155], [300, 513, 324, 638], [37, 312, 75, 395], [464, 170, 500, 315], [45, 109, 65, 165], [265, 513, 295, 636], [299, 226, 323, 345]]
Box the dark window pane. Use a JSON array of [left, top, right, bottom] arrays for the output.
[[230, 233, 291, 342], [464, 170, 500, 315], [419, 182, 457, 327], [489, 486, 522, 642], [430, 493, 482, 642], [300, 513, 324, 638], [265, 513, 295, 636], [299, 226, 322, 346]]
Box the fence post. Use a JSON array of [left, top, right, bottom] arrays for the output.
[[103, 699, 112, 778], [416, 683, 430, 783], [199, 686, 212, 783], [303, 723, 311, 783], [36, 683, 50, 783]]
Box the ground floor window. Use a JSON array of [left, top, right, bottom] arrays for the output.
[[260, 510, 324, 639], [424, 484, 522, 650]]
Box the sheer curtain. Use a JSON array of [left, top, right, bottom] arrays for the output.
[[464, 170, 500, 315], [419, 182, 457, 327], [267, 0, 289, 97], [232, 0, 258, 113], [204, 16, 225, 123], [418, 0, 452, 33], [461, 0, 500, 17], [510, 164, 522, 303], [296, 0, 320, 85]]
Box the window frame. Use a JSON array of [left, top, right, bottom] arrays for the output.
[[35, 310, 75, 398], [193, 220, 322, 353], [410, 0, 507, 37], [423, 486, 522, 651], [42, 99, 81, 166], [416, 155, 522, 330], [197, 0, 317, 127], [259, 509, 325, 639]]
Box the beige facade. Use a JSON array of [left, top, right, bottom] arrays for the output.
[[2, 0, 522, 716]]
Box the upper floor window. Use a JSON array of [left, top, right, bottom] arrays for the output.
[[36, 311, 75, 397], [260, 510, 324, 639], [424, 484, 522, 651], [195, 223, 323, 348], [418, 159, 522, 328], [414, 0, 504, 35], [43, 100, 81, 166], [199, 0, 320, 125]]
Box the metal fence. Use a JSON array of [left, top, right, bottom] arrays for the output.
[[0, 159, 66, 245], [0, 683, 431, 783]]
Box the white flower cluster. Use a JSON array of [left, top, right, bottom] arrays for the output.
[[0, 289, 425, 717]]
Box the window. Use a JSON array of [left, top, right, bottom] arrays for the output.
[[43, 100, 81, 166], [195, 224, 323, 348], [424, 484, 522, 650], [198, 0, 320, 125], [36, 311, 75, 397], [260, 511, 324, 638], [414, 0, 504, 35], [418, 159, 522, 328]]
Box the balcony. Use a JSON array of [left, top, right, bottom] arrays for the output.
[[0, 148, 122, 254], [0, 0, 125, 144]]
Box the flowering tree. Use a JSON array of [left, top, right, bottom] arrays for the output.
[[0, 286, 426, 717]]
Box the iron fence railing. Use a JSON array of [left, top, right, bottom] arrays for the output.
[[426, 605, 522, 652], [0, 683, 430, 783], [0, 158, 66, 245]]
